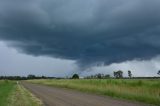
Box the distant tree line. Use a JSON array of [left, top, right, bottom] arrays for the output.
[[0, 74, 56, 80], [84, 73, 110, 79], [84, 70, 160, 79], [84, 70, 127, 79], [0, 76, 27, 80], [0, 70, 160, 80]]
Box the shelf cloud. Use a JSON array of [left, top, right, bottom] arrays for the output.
[[0, 0, 160, 68]]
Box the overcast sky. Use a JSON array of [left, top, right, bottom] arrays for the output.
[[0, 0, 160, 77]]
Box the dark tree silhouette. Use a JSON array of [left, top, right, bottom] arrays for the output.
[[128, 70, 132, 78], [114, 70, 123, 78], [97, 73, 102, 79], [72, 74, 79, 79], [158, 70, 160, 75], [27, 74, 36, 79], [113, 71, 116, 78], [84, 74, 110, 79]]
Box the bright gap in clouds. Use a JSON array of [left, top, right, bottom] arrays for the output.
[[0, 41, 159, 77], [81, 59, 160, 77], [0, 41, 77, 77]]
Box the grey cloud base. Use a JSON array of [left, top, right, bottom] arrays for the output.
[[0, 0, 160, 67]]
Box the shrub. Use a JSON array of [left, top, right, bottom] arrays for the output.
[[72, 74, 79, 79]]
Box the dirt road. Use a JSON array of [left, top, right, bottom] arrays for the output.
[[22, 82, 149, 106]]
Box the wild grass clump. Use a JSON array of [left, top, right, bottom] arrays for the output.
[[28, 79, 160, 105], [8, 83, 43, 106]]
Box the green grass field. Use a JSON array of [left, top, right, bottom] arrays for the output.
[[0, 80, 42, 106], [28, 79, 160, 106], [0, 80, 15, 106]]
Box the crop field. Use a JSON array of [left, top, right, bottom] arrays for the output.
[[0, 80, 42, 106], [28, 79, 160, 106]]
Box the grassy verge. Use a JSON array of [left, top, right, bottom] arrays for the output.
[[28, 79, 160, 106], [8, 82, 43, 106], [0, 80, 43, 106], [0, 80, 15, 106]]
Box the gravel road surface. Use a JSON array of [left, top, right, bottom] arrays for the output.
[[22, 82, 150, 106]]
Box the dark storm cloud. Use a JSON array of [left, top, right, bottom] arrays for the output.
[[0, 0, 160, 67]]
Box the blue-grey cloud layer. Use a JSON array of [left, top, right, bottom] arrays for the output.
[[0, 0, 160, 67]]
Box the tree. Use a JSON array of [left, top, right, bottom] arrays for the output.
[[117, 70, 123, 78], [113, 70, 123, 78], [128, 70, 132, 78], [72, 74, 79, 79], [158, 70, 160, 75], [27, 74, 36, 79], [104, 74, 110, 79], [113, 71, 116, 78], [97, 73, 102, 79]]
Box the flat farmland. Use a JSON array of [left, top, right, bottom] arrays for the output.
[[28, 79, 160, 106]]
